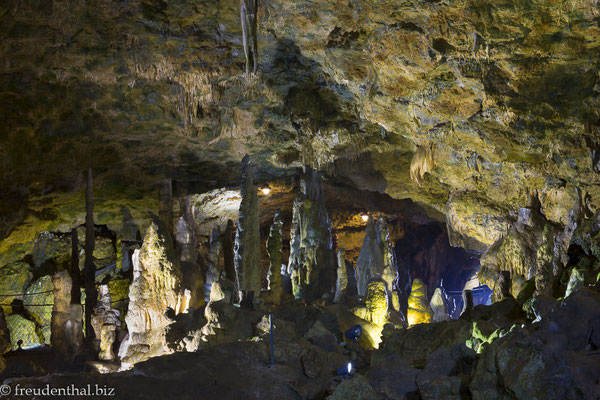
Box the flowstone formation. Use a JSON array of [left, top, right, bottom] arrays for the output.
[[50, 271, 83, 363], [356, 217, 400, 311], [119, 221, 184, 367], [91, 285, 121, 361], [407, 278, 433, 326], [353, 280, 389, 328], [287, 166, 335, 302], [430, 288, 450, 322], [234, 155, 262, 305], [333, 249, 348, 304]]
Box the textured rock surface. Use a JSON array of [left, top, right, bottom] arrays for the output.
[[333, 249, 348, 304], [287, 166, 335, 302], [430, 288, 450, 322], [265, 210, 284, 305], [50, 271, 84, 362], [91, 285, 121, 361], [0, 307, 10, 355], [119, 221, 183, 366], [6, 314, 40, 350], [234, 155, 262, 304], [353, 280, 389, 328]]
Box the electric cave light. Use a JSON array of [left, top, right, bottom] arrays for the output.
[[261, 187, 271, 195], [361, 214, 369, 222]]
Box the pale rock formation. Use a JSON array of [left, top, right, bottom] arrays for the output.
[[50, 271, 84, 362], [234, 155, 262, 305], [430, 288, 450, 322], [334, 249, 348, 304], [407, 278, 433, 326], [461, 290, 474, 319], [175, 216, 197, 263], [265, 210, 284, 305], [287, 166, 335, 302], [356, 217, 399, 309], [119, 221, 184, 367], [91, 285, 121, 361]]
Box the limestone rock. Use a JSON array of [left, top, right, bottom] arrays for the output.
[[91, 285, 121, 361], [430, 288, 449, 322], [333, 249, 347, 304], [120, 221, 184, 366], [205, 227, 223, 301], [174, 215, 197, 264], [24, 275, 54, 345], [234, 155, 262, 304], [366, 355, 419, 399], [50, 271, 84, 362], [407, 278, 432, 326], [329, 374, 380, 400], [0, 263, 32, 315], [287, 166, 335, 302]]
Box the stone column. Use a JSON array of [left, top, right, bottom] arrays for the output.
[[233, 155, 262, 305], [206, 227, 223, 300], [407, 278, 433, 326], [222, 219, 236, 283]]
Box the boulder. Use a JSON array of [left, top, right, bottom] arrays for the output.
[[367, 355, 419, 399], [329, 374, 380, 400]]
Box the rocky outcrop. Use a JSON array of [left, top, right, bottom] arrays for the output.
[[287, 166, 335, 302], [50, 271, 84, 362], [407, 278, 433, 326], [119, 221, 184, 367], [91, 285, 121, 361], [0, 307, 10, 355], [470, 288, 600, 400], [234, 155, 262, 305]]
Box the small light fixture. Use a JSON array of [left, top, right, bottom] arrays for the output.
[[361, 214, 369, 222], [347, 362, 353, 374], [261, 187, 271, 195]]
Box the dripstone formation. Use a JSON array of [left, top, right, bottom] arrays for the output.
[[50, 271, 84, 363]]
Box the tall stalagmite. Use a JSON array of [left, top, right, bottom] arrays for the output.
[[407, 278, 433, 326], [206, 227, 223, 299], [334, 249, 348, 304], [70, 227, 80, 305], [91, 285, 121, 361], [159, 178, 174, 237], [174, 197, 197, 263], [266, 210, 284, 304], [222, 220, 236, 283], [287, 166, 335, 302], [430, 288, 450, 322], [234, 155, 261, 305], [84, 168, 97, 343], [51, 271, 84, 362], [119, 220, 183, 367], [355, 217, 399, 310]]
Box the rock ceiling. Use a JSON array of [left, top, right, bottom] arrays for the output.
[[1, 0, 599, 254]]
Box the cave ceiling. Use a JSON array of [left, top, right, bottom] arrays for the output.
[[1, 0, 599, 254]]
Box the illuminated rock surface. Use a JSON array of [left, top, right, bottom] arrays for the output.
[[407, 278, 433, 326], [91, 285, 121, 361], [50, 271, 83, 363]]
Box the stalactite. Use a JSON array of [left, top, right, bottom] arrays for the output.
[[240, 0, 259, 76], [233, 155, 261, 306], [84, 168, 97, 343]]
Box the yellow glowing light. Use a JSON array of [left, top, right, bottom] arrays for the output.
[[261, 187, 271, 195], [361, 214, 369, 222]]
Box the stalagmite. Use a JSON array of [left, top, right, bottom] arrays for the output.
[[222, 219, 236, 283], [334, 249, 348, 303], [206, 227, 223, 300], [407, 278, 433, 326], [70, 227, 81, 305], [174, 198, 197, 263], [84, 168, 97, 343], [266, 210, 284, 304], [234, 155, 262, 305], [119, 221, 184, 366], [91, 285, 121, 361], [287, 166, 335, 302], [430, 288, 450, 322], [355, 217, 399, 309], [51, 271, 84, 362], [353, 280, 389, 327]]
